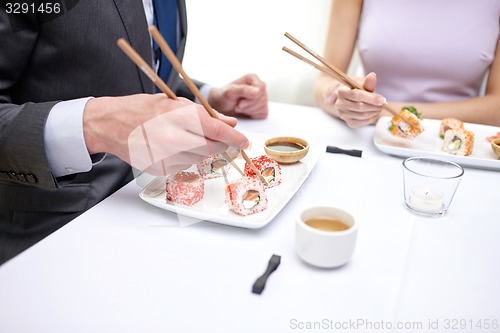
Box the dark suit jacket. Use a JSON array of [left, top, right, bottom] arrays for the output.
[[0, 0, 193, 261]]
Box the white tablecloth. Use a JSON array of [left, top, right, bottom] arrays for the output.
[[0, 102, 498, 333]]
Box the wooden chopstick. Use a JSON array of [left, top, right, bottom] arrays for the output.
[[148, 26, 267, 185], [282, 47, 346, 86], [117, 35, 248, 180], [148, 26, 217, 116], [117, 38, 177, 99], [283, 32, 417, 128], [284, 33, 359, 89], [117, 38, 175, 176]]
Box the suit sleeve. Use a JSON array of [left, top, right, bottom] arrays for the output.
[[175, 78, 206, 101], [0, 8, 59, 190]]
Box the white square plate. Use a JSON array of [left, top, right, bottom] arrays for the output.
[[139, 133, 320, 228]]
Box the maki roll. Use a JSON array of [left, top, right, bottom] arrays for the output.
[[389, 106, 424, 140], [197, 154, 231, 179], [442, 128, 474, 156], [166, 171, 204, 206], [225, 177, 268, 216], [439, 118, 464, 139], [244, 155, 282, 188]]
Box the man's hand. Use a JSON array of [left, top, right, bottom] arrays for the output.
[[208, 74, 269, 119], [83, 94, 249, 175]]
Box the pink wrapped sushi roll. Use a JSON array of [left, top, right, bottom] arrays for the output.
[[225, 177, 267, 216], [244, 155, 282, 188], [197, 154, 231, 179], [166, 171, 204, 206]]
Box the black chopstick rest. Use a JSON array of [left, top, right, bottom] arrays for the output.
[[326, 145, 362, 158], [252, 254, 281, 295]]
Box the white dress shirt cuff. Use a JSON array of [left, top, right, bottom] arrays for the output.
[[45, 97, 94, 178], [196, 84, 212, 104]]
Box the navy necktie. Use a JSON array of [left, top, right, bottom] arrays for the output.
[[153, 0, 178, 84]]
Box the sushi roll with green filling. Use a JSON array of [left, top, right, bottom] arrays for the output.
[[442, 128, 474, 156], [389, 106, 424, 140], [244, 155, 282, 188], [225, 177, 268, 216], [197, 154, 231, 179]]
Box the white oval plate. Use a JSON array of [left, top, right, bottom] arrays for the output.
[[374, 116, 500, 170]]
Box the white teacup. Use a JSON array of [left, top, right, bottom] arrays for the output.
[[295, 206, 358, 268]]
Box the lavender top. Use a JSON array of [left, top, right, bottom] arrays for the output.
[[357, 0, 499, 102]]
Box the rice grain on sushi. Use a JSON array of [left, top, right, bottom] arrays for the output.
[[225, 177, 268, 216], [442, 128, 474, 156], [244, 155, 282, 188], [166, 171, 204, 206]]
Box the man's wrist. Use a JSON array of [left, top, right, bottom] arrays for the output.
[[197, 84, 212, 104], [44, 97, 94, 177]]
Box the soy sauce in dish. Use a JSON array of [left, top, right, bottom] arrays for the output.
[[267, 141, 304, 152]]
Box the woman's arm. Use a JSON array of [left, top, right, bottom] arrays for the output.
[[315, 0, 500, 127], [314, 0, 363, 118]]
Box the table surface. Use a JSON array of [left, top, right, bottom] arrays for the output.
[[1, 102, 499, 333]]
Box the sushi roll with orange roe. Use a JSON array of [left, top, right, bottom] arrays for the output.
[[166, 171, 204, 206], [439, 118, 464, 139], [389, 106, 424, 140], [225, 177, 268, 216], [244, 155, 282, 188], [442, 128, 474, 156]]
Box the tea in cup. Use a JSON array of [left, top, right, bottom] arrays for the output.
[[295, 206, 357, 268]]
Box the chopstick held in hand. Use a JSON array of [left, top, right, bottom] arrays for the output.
[[282, 32, 417, 129], [117, 38, 244, 178], [149, 25, 268, 186]]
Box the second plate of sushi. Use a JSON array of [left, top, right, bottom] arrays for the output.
[[374, 116, 500, 170], [139, 132, 321, 229]]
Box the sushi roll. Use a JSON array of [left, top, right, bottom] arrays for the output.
[[166, 171, 204, 206], [225, 177, 268, 216], [439, 118, 464, 139], [197, 154, 231, 179], [442, 128, 474, 156], [389, 106, 424, 140], [244, 155, 282, 188]]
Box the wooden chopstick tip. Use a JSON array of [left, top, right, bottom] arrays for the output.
[[148, 25, 159, 33], [116, 38, 127, 48]]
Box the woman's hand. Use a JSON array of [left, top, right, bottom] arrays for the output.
[[320, 72, 387, 128]]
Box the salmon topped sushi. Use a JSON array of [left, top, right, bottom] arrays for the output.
[[439, 118, 464, 139], [244, 155, 282, 188], [225, 177, 268, 216], [389, 106, 424, 140]]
